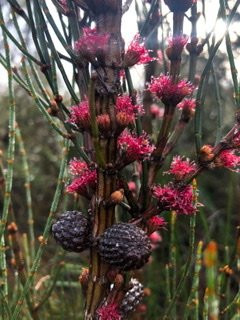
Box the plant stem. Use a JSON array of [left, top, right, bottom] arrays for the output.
[[0, 5, 16, 312], [84, 2, 123, 318], [15, 124, 35, 262], [163, 212, 196, 319], [12, 140, 69, 320], [194, 0, 240, 153]]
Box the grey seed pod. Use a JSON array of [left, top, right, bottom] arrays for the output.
[[52, 211, 92, 252], [98, 223, 151, 271], [120, 278, 144, 316]]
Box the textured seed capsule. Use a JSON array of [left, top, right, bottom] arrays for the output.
[[51, 211, 92, 252], [120, 278, 144, 316], [98, 223, 151, 271]]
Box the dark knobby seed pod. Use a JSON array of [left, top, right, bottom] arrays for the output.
[[120, 278, 144, 316], [51, 211, 92, 252], [98, 223, 151, 271]]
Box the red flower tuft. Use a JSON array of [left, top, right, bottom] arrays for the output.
[[168, 36, 188, 50], [148, 75, 194, 106], [167, 156, 196, 180], [177, 99, 196, 111], [68, 100, 90, 129], [216, 150, 240, 169], [118, 130, 155, 163], [232, 130, 240, 148], [75, 28, 110, 60], [124, 34, 155, 67], [148, 216, 166, 234], [148, 216, 166, 228], [97, 303, 121, 320], [153, 184, 196, 215], [116, 96, 144, 126], [150, 104, 164, 119], [149, 231, 162, 244], [166, 36, 188, 60], [97, 114, 111, 132], [66, 160, 97, 196], [128, 181, 137, 192], [68, 159, 88, 176]]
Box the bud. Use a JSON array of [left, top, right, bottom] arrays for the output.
[[48, 100, 59, 117], [150, 104, 164, 119], [166, 36, 188, 61], [203, 241, 218, 268], [199, 145, 214, 162], [97, 114, 111, 132], [38, 235, 47, 245], [143, 288, 151, 296], [136, 303, 147, 313], [114, 274, 124, 289], [186, 37, 203, 56], [79, 268, 89, 286], [128, 181, 137, 192], [116, 112, 133, 127], [110, 189, 124, 204], [7, 222, 18, 234], [55, 94, 63, 103], [219, 265, 233, 275]]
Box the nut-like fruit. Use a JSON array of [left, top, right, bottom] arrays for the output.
[[51, 211, 92, 252], [98, 223, 151, 271], [120, 278, 144, 316]]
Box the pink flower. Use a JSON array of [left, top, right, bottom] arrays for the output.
[[149, 231, 162, 244], [97, 114, 111, 132], [68, 159, 88, 176], [66, 171, 97, 196], [66, 160, 97, 196], [166, 36, 188, 60], [177, 99, 196, 120], [75, 28, 110, 60], [216, 150, 240, 169], [116, 96, 144, 126], [153, 184, 196, 215], [68, 100, 90, 129], [119, 70, 126, 79], [232, 130, 240, 148], [118, 130, 155, 163], [167, 156, 196, 180], [124, 34, 154, 67], [150, 104, 164, 119], [148, 216, 166, 228], [97, 303, 121, 320], [147, 216, 166, 234], [148, 75, 194, 106], [128, 181, 137, 192], [168, 36, 188, 50]]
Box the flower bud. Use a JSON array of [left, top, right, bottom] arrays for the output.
[[110, 189, 124, 204], [97, 114, 111, 132]]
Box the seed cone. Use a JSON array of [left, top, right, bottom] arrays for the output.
[[120, 278, 144, 316], [98, 223, 151, 271], [51, 211, 92, 252]]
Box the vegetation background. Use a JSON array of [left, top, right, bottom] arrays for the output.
[[0, 0, 240, 319]]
